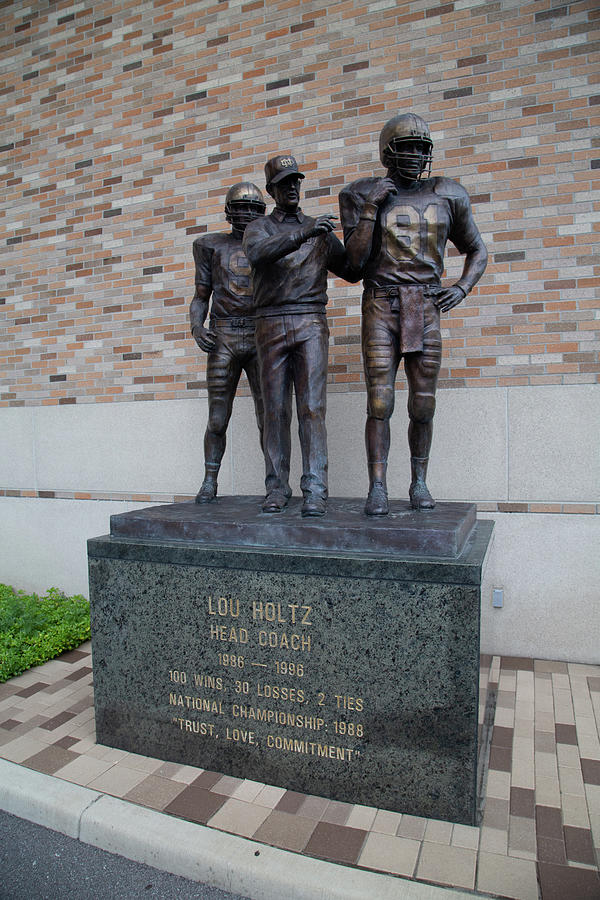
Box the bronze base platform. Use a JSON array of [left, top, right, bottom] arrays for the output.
[[109, 496, 476, 559]]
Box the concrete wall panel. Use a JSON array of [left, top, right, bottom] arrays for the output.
[[429, 388, 507, 502], [0, 409, 36, 490], [0, 497, 149, 597], [480, 511, 600, 664], [1, 383, 596, 504], [508, 385, 600, 503]]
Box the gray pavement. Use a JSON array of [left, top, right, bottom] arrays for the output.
[[0, 759, 478, 900], [0, 809, 248, 900]]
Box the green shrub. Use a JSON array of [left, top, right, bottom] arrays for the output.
[[0, 584, 91, 683]]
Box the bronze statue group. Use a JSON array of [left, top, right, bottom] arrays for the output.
[[190, 115, 488, 518]]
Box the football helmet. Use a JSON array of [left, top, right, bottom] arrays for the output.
[[379, 114, 433, 180], [225, 182, 266, 229]]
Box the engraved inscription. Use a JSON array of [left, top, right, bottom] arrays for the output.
[[208, 596, 240, 617], [258, 631, 311, 651], [165, 594, 367, 761], [173, 718, 217, 735], [210, 623, 249, 642], [225, 727, 255, 744], [169, 693, 223, 714], [193, 673, 223, 689], [266, 735, 358, 760]]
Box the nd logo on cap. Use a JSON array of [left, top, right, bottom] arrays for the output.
[[265, 155, 306, 186]]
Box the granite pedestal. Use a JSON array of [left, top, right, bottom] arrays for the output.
[[88, 497, 493, 825]]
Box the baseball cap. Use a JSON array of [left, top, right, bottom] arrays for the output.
[[264, 155, 305, 186]]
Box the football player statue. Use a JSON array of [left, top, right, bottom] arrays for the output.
[[339, 113, 488, 516], [190, 182, 266, 503]]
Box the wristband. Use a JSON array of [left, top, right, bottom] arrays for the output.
[[455, 285, 467, 298]]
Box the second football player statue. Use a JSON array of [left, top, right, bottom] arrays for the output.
[[339, 113, 488, 516], [190, 182, 266, 503]]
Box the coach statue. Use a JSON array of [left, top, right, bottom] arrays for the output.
[[243, 155, 357, 518], [339, 113, 488, 515]]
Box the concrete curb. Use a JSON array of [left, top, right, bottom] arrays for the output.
[[0, 759, 477, 899], [0, 757, 101, 839]]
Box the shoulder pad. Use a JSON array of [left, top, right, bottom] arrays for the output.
[[432, 177, 469, 201], [193, 231, 223, 248], [242, 217, 263, 234], [340, 176, 381, 200]]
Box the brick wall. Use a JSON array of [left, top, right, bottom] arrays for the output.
[[1, 0, 599, 410]]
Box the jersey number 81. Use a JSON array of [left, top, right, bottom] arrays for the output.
[[382, 204, 440, 264]]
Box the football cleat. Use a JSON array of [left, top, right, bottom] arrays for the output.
[[195, 478, 217, 503], [365, 481, 389, 516], [409, 480, 435, 510]]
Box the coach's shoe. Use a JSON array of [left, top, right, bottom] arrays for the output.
[[409, 456, 435, 510], [195, 477, 217, 503], [364, 481, 389, 516], [302, 494, 327, 517], [262, 490, 289, 513]]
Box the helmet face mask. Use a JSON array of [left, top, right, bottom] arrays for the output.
[[379, 114, 433, 181], [384, 137, 432, 180], [226, 200, 266, 228], [224, 182, 266, 230]]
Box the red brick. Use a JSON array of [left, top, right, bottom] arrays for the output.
[[0, 0, 597, 413]]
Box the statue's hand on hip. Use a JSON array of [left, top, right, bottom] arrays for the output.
[[431, 285, 466, 313]]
